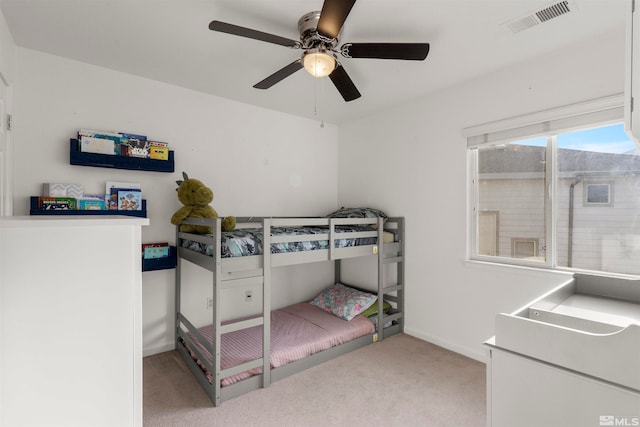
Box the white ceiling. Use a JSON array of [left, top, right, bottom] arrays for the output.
[[0, 0, 629, 124]]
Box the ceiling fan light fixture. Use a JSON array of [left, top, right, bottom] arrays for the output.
[[302, 49, 336, 77]]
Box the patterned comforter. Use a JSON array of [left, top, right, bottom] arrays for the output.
[[180, 225, 378, 258]]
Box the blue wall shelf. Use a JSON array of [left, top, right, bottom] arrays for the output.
[[69, 139, 174, 172], [142, 246, 177, 271], [30, 196, 147, 218]]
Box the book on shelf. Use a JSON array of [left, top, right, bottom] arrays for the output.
[[106, 181, 141, 210], [38, 197, 76, 210], [42, 183, 84, 198], [149, 141, 170, 160], [142, 242, 169, 250], [78, 129, 122, 155], [119, 132, 147, 142], [122, 139, 151, 158], [77, 129, 152, 156], [142, 242, 170, 259], [148, 141, 168, 148], [79, 135, 116, 155], [117, 189, 142, 211], [78, 197, 106, 210], [79, 129, 121, 140]]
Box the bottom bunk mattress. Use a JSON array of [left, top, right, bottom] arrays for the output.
[[184, 302, 376, 387]]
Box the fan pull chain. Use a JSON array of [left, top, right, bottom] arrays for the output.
[[314, 77, 325, 128], [313, 78, 318, 118]]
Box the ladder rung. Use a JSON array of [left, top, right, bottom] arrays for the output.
[[382, 284, 402, 294], [221, 316, 264, 334], [221, 358, 263, 378], [383, 312, 403, 323], [384, 294, 399, 303]]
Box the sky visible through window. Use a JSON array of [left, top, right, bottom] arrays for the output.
[[513, 123, 637, 154]]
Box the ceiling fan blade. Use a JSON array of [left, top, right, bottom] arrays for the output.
[[329, 64, 361, 102], [341, 43, 430, 60], [253, 60, 303, 89], [317, 0, 357, 40], [209, 21, 299, 48]]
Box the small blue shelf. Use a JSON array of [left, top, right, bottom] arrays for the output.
[[69, 139, 174, 172], [142, 246, 177, 271], [30, 196, 147, 218]]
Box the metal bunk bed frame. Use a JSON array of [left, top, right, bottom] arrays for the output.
[[175, 216, 405, 406]]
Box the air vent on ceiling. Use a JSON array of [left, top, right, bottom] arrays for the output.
[[504, 0, 576, 34]]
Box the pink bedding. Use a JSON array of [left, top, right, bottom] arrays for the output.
[[185, 302, 375, 386]]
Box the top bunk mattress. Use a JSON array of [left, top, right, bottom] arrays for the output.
[[185, 302, 376, 387], [180, 225, 395, 258]]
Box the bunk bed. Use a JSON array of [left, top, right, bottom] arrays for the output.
[[175, 213, 405, 406]]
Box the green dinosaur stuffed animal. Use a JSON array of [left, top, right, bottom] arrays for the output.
[[170, 172, 236, 234]]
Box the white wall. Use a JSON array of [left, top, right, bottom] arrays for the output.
[[13, 48, 339, 355], [0, 7, 15, 425], [0, 10, 14, 85], [6, 15, 629, 365], [338, 28, 626, 361]]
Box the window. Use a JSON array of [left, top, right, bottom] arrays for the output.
[[474, 137, 548, 263], [467, 96, 640, 275], [584, 181, 613, 206], [511, 238, 539, 259]]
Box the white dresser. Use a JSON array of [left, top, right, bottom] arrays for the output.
[[0, 216, 148, 427], [485, 273, 640, 427]]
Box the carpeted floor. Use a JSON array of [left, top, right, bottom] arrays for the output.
[[143, 333, 486, 427]]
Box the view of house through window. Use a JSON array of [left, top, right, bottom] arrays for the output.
[[473, 122, 640, 275], [476, 136, 548, 263]]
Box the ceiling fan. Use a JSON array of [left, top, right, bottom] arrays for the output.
[[209, 0, 430, 102]]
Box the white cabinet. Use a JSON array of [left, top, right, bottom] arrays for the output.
[[0, 216, 148, 427], [626, 0, 640, 144], [485, 273, 640, 427], [486, 347, 640, 427]]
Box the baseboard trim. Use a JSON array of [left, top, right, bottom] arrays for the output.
[[144, 343, 175, 357], [404, 327, 488, 364]]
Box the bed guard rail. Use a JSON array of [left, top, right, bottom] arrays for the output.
[[176, 216, 395, 263]]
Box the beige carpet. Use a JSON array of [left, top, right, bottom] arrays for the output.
[[143, 334, 486, 427]]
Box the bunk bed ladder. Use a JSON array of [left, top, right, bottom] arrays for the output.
[[383, 216, 405, 336], [377, 217, 386, 339], [215, 218, 272, 401], [376, 216, 405, 340], [261, 218, 272, 388], [212, 218, 223, 405], [333, 216, 405, 342]]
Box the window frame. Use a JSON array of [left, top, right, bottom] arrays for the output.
[[583, 180, 614, 207], [511, 238, 539, 259], [465, 94, 630, 273]]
